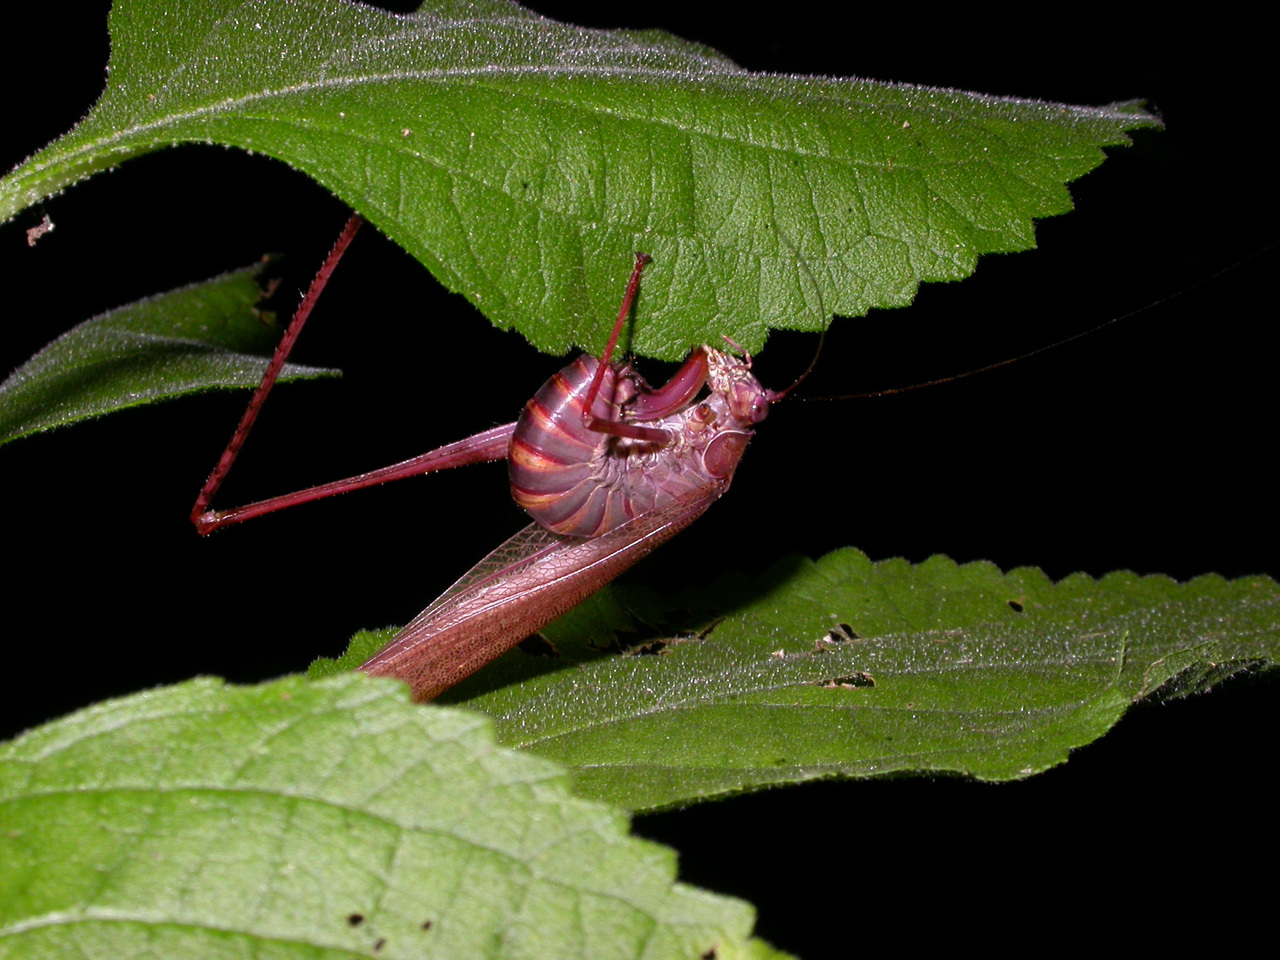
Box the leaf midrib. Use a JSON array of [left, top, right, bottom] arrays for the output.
[[497, 634, 1131, 750]]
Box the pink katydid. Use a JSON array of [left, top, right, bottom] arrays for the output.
[[193, 214, 801, 700]]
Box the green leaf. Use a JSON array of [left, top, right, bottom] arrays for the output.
[[0, 0, 1160, 359], [0, 262, 335, 445], [394, 551, 1276, 812], [0, 675, 784, 960]]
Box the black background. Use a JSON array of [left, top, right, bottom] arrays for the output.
[[3, 3, 1275, 955]]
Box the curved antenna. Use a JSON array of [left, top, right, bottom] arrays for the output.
[[765, 326, 826, 403], [814, 320, 1110, 401], [765, 228, 830, 403], [803, 242, 1277, 402]]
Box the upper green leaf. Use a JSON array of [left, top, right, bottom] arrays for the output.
[[0, 261, 335, 446], [0, 675, 784, 960], [378, 550, 1275, 812], [1, 0, 1160, 359]]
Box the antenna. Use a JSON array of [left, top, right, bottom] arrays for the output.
[[764, 227, 830, 403], [803, 242, 1277, 402]]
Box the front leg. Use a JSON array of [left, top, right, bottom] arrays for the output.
[[581, 346, 710, 443]]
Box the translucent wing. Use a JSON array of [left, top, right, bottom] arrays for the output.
[[360, 484, 724, 700]]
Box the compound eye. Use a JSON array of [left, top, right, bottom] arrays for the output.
[[730, 381, 769, 423], [732, 382, 769, 423]]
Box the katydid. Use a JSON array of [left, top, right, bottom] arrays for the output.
[[193, 215, 796, 699]]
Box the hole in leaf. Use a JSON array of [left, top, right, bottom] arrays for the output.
[[1008, 599, 1025, 612], [826, 622, 859, 642], [629, 638, 670, 656], [816, 672, 875, 689], [346, 914, 364, 927], [517, 635, 558, 658]]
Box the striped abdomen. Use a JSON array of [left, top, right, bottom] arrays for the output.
[[508, 355, 645, 537], [508, 346, 766, 539]]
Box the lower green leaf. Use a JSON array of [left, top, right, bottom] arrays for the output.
[[428, 550, 1279, 811], [0, 676, 779, 960]]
